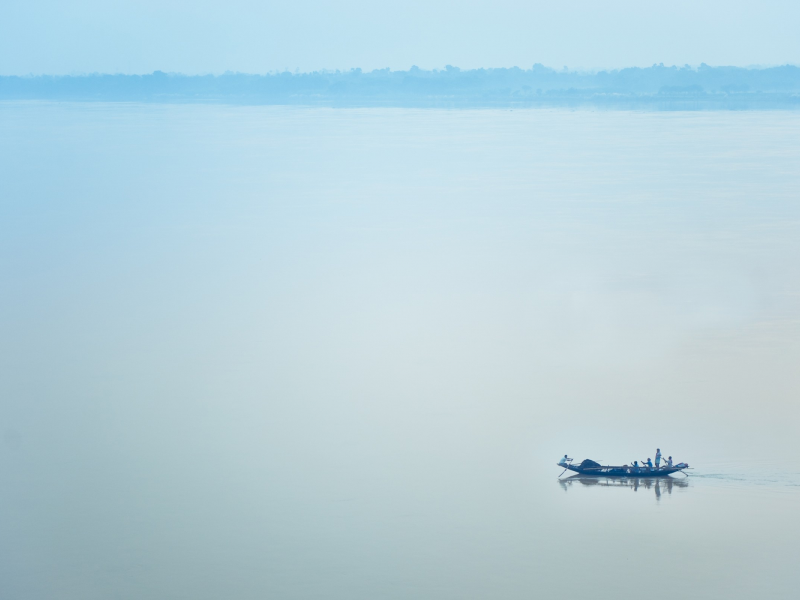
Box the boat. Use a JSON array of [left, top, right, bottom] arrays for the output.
[[558, 458, 689, 477]]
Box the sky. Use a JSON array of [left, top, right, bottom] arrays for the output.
[[2, 0, 800, 75]]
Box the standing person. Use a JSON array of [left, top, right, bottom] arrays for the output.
[[655, 448, 662, 469]]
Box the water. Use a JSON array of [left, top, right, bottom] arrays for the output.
[[1, 103, 799, 599]]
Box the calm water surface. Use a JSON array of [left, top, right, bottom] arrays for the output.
[[1, 103, 799, 599]]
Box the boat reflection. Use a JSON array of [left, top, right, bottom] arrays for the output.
[[559, 474, 689, 499]]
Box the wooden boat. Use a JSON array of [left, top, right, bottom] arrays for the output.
[[558, 459, 688, 477]]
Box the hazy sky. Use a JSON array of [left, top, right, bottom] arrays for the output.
[[2, 0, 800, 75]]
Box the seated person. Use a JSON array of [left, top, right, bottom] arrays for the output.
[[558, 454, 571, 466], [642, 458, 654, 471], [665, 456, 673, 468]]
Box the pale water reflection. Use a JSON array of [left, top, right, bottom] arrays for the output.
[[1, 103, 799, 600], [559, 474, 690, 500]]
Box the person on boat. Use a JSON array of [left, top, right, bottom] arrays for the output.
[[665, 456, 673, 468], [558, 455, 571, 466], [655, 449, 662, 469], [643, 458, 654, 472], [631, 461, 640, 474]]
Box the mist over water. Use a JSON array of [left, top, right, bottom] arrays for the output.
[[1, 103, 799, 599]]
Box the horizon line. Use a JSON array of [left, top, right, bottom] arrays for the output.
[[5, 62, 800, 78]]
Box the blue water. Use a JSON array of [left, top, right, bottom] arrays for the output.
[[1, 102, 799, 599]]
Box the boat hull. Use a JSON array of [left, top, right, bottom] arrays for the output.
[[559, 464, 685, 477]]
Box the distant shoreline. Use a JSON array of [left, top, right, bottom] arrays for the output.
[[3, 65, 800, 109]]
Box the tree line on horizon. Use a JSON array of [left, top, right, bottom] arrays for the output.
[[2, 64, 799, 108]]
